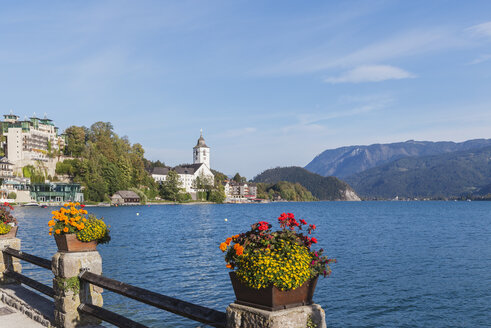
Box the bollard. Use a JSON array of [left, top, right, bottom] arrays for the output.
[[226, 303, 326, 328], [0, 237, 21, 285], [52, 251, 103, 328]]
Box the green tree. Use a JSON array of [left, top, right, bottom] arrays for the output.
[[232, 173, 247, 183], [159, 170, 181, 202], [64, 126, 86, 157]]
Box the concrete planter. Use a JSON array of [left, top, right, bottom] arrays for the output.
[[0, 225, 18, 239], [54, 234, 97, 252], [229, 272, 318, 311]]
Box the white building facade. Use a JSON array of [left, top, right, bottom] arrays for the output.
[[151, 132, 215, 195], [2, 113, 66, 163]]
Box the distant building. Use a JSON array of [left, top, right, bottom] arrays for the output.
[[223, 180, 257, 202], [0, 157, 14, 178], [1, 112, 66, 163], [30, 183, 84, 203], [151, 131, 215, 196], [110, 190, 141, 205]]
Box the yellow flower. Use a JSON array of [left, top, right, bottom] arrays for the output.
[[48, 220, 55, 227], [63, 227, 69, 233], [55, 229, 61, 234]]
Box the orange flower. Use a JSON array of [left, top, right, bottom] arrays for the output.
[[235, 246, 244, 256], [63, 227, 69, 233], [55, 229, 61, 234], [226, 264, 233, 269], [49, 227, 53, 232], [234, 243, 240, 250], [219, 242, 228, 252], [48, 220, 55, 226], [49, 232, 52, 236], [225, 237, 232, 245]]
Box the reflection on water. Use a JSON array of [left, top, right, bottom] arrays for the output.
[[12, 202, 491, 327]]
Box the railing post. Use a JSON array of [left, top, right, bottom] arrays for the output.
[[226, 303, 327, 328], [0, 236, 21, 285], [52, 250, 103, 328]]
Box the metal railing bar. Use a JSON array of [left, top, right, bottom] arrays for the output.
[[3, 247, 51, 270], [79, 271, 226, 328], [78, 303, 148, 328], [4, 270, 55, 298]]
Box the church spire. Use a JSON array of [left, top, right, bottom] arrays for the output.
[[193, 130, 210, 168]]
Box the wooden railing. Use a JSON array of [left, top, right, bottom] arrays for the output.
[[2, 247, 54, 298], [1, 247, 226, 328]]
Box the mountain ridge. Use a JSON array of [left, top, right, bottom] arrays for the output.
[[344, 146, 491, 199], [305, 139, 491, 178]]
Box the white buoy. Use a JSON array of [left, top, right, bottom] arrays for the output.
[[136, 213, 140, 216], [224, 218, 228, 222]]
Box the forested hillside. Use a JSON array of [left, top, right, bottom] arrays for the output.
[[345, 146, 491, 198], [253, 167, 359, 200], [256, 181, 317, 201], [305, 139, 491, 178], [56, 122, 157, 202]]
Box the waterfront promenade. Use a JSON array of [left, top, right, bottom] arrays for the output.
[[0, 284, 54, 327]]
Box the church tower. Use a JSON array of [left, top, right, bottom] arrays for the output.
[[193, 130, 210, 168]]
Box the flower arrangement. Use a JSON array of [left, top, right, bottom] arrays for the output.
[[0, 202, 17, 235], [48, 202, 110, 244], [220, 213, 335, 291]]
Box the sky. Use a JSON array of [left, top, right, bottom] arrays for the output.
[[1, 1, 490, 178]]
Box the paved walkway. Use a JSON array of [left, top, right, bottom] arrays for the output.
[[0, 284, 54, 327]]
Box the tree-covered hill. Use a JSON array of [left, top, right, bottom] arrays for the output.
[[56, 122, 157, 202], [345, 146, 491, 199], [252, 167, 359, 201], [256, 181, 317, 201]]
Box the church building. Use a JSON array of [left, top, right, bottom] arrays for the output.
[[151, 132, 215, 196]]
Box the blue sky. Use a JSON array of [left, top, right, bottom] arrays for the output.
[[1, 1, 490, 178]]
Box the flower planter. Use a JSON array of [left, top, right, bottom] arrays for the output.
[[229, 272, 318, 311], [0, 226, 18, 239], [54, 234, 97, 252]]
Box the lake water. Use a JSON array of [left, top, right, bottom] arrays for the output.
[[11, 201, 491, 327]]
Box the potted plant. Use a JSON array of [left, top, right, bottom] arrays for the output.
[[0, 202, 17, 239], [48, 202, 110, 252], [220, 212, 335, 311]]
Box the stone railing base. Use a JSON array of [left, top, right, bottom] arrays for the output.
[[226, 303, 326, 328]]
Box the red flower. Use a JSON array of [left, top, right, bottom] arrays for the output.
[[81, 204, 86, 208], [300, 219, 307, 225], [287, 213, 294, 219], [311, 237, 318, 244], [278, 213, 287, 221], [257, 221, 269, 231]]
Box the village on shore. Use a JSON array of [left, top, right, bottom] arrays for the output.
[[0, 113, 263, 206]]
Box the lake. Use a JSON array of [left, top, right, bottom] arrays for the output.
[[12, 201, 491, 327]]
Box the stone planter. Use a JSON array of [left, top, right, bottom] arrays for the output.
[[229, 272, 318, 311], [0, 226, 18, 239], [54, 234, 97, 252]]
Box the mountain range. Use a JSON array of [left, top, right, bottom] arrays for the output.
[[304, 139, 491, 199], [305, 139, 491, 178]]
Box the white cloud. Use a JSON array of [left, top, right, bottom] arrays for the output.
[[257, 28, 457, 76], [324, 65, 415, 83], [466, 21, 491, 38], [467, 53, 491, 65]]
